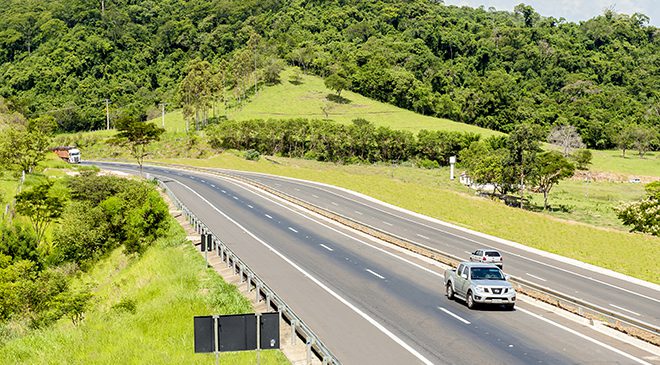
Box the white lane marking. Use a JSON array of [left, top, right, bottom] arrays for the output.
[[247, 205, 254, 209], [366, 269, 385, 279], [331, 201, 339, 206], [226, 178, 443, 278], [221, 190, 227, 193], [233, 196, 239, 200], [211, 184, 216, 188], [173, 180, 434, 365], [609, 304, 641, 317], [249, 175, 660, 300], [288, 227, 298, 233], [382, 221, 393, 226], [265, 214, 273, 219], [438, 307, 471, 325], [312, 194, 319, 198], [200, 179, 206, 183], [320, 244, 334, 252], [517, 307, 652, 365], [526, 273, 547, 282], [416, 234, 430, 240], [295, 188, 300, 191], [464, 251, 472, 255]]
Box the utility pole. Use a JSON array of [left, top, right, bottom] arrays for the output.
[[159, 102, 168, 128], [103, 99, 111, 130]]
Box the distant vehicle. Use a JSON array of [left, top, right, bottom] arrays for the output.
[[52, 146, 81, 164], [629, 178, 641, 184], [469, 249, 503, 268], [444, 262, 516, 310]]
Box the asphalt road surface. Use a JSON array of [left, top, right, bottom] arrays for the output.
[[91, 162, 660, 365]]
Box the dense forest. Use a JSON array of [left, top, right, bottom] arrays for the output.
[[0, 0, 658, 149]]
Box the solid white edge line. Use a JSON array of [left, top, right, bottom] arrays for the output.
[[236, 170, 660, 292], [366, 269, 385, 279], [171, 179, 434, 365], [437, 307, 471, 325], [609, 304, 641, 317], [516, 307, 651, 365], [320, 244, 334, 252], [526, 273, 547, 282]]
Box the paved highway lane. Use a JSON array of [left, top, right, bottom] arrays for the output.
[[92, 162, 658, 364], [217, 169, 660, 330]]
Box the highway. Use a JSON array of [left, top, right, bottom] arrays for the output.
[[92, 162, 659, 364]]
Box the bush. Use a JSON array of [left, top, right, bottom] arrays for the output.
[[112, 298, 137, 314], [416, 158, 440, 169], [244, 149, 261, 161]]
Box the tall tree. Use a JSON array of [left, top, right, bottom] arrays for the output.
[[507, 124, 543, 208], [532, 151, 576, 210], [547, 125, 585, 156], [15, 180, 65, 247], [113, 119, 164, 173]]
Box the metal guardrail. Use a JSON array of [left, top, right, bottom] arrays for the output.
[[155, 177, 341, 365], [114, 160, 659, 346]]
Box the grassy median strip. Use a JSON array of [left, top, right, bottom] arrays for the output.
[[156, 153, 659, 284], [0, 216, 290, 364]]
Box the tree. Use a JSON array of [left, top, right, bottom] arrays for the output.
[[324, 73, 350, 97], [571, 149, 593, 170], [616, 181, 660, 236], [532, 151, 575, 210], [630, 125, 658, 158], [113, 119, 165, 172], [15, 180, 65, 248], [180, 59, 215, 131], [547, 125, 585, 156], [507, 124, 543, 208], [613, 125, 636, 158], [0, 117, 52, 173]]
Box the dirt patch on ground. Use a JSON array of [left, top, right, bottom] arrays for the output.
[[572, 170, 659, 183]]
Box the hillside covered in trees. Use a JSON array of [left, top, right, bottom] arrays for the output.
[[0, 0, 658, 149]]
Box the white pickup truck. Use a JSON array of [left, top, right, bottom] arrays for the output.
[[444, 262, 516, 310]]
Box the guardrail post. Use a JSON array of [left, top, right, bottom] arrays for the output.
[[239, 265, 244, 282], [255, 283, 261, 302], [306, 338, 314, 365], [291, 320, 297, 344]]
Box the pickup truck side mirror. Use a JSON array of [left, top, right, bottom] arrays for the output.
[[461, 273, 468, 279], [504, 274, 510, 281]]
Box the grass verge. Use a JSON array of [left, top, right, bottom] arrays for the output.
[[0, 211, 290, 364]]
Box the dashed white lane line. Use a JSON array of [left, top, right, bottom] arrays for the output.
[[355, 210, 363, 215], [221, 190, 227, 193], [331, 201, 339, 206], [200, 179, 206, 183], [265, 214, 273, 219], [312, 194, 319, 198], [288, 227, 298, 233], [526, 273, 547, 282], [320, 244, 334, 252], [247, 204, 254, 209], [366, 269, 385, 279], [464, 251, 472, 255], [416, 234, 430, 240], [233, 196, 239, 200], [609, 304, 641, 316], [382, 221, 393, 226], [438, 307, 471, 325], [295, 188, 301, 191], [211, 184, 216, 188]]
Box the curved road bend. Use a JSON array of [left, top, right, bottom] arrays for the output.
[[93, 162, 659, 365], [218, 169, 660, 329]]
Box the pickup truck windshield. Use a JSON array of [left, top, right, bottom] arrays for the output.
[[470, 267, 504, 280]]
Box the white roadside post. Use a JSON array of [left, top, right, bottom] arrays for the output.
[[449, 156, 457, 180]]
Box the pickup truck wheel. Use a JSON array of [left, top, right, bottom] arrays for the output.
[[466, 291, 476, 309], [446, 284, 454, 300]]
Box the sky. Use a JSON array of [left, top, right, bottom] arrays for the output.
[[442, 0, 658, 26]]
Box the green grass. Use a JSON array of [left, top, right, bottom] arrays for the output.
[[153, 152, 659, 283], [0, 219, 290, 364], [589, 149, 660, 178]]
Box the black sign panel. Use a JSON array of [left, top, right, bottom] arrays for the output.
[[193, 316, 215, 353], [200, 234, 206, 252], [218, 314, 257, 352], [260, 313, 280, 349]]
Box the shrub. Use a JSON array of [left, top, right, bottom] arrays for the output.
[[244, 149, 261, 161]]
